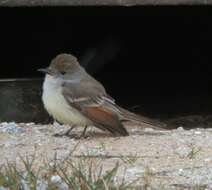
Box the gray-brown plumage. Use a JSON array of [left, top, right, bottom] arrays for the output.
[[39, 53, 164, 137]]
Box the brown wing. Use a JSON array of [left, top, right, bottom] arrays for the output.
[[62, 78, 129, 136], [82, 106, 128, 136]]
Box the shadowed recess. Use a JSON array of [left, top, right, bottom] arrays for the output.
[[0, 6, 211, 127]]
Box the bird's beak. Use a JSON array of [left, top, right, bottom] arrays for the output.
[[37, 68, 53, 75]]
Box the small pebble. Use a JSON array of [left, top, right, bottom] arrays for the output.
[[51, 175, 62, 183], [205, 157, 212, 162], [130, 128, 140, 133], [177, 126, 184, 131], [26, 122, 35, 126], [144, 128, 154, 132], [0, 122, 25, 134], [194, 131, 202, 135], [51, 175, 69, 190], [178, 168, 184, 175]]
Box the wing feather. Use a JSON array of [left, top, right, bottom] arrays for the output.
[[62, 82, 129, 136]]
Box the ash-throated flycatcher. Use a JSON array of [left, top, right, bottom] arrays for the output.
[[38, 53, 164, 137]]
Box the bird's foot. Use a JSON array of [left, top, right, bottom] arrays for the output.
[[54, 125, 89, 139], [54, 125, 75, 137], [70, 125, 88, 139]]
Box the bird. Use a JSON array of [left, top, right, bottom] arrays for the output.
[[38, 53, 164, 137]]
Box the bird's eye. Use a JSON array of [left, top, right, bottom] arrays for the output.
[[61, 71, 66, 75]]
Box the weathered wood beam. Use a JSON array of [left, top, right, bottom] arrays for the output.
[[0, 0, 210, 6]]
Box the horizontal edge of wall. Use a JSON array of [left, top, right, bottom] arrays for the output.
[[0, 0, 210, 6]]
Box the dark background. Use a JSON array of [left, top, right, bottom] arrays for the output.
[[0, 7, 212, 119]]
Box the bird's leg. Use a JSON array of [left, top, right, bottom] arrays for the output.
[[54, 125, 76, 137], [64, 125, 76, 136], [79, 125, 88, 138], [53, 120, 62, 128], [54, 125, 88, 139]]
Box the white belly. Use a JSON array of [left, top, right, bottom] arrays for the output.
[[42, 75, 89, 126]]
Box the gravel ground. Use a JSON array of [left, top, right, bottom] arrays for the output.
[[0, 118, 212, 189]]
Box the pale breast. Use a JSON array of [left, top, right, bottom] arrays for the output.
[[42, 75, 89, 126]]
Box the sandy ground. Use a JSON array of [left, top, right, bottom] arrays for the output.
[[1, 120, 212, 189]]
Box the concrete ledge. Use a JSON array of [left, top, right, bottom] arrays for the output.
[[1, 122, 212, 188]]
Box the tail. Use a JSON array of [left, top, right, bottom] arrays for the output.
[[117, 106, 166, 130]]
